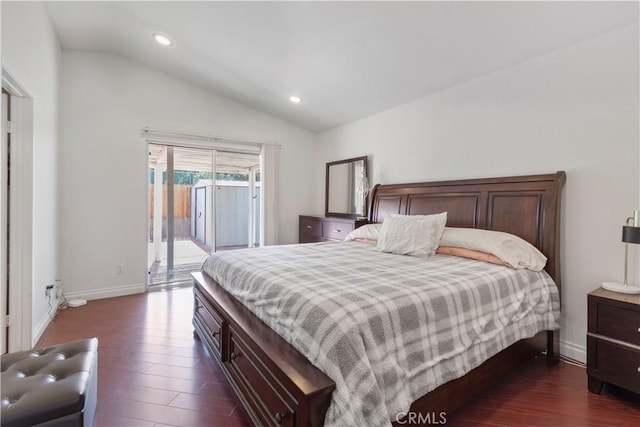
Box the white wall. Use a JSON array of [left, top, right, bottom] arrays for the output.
[[59, 51, 317, 299], [316, 24, 640, 362], [1, 1, 61, 344]]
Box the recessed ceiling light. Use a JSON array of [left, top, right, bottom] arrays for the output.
[[153, 33, 173, 47], [289, 95, 302, 104]]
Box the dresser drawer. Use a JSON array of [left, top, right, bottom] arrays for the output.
[[227, 328, 295, 426], [194, 289, 224, 359], [596, 304, 640, 346], [299, 215, 364, 244], [322, 220, 353, 241], [588, 337, 640, 393], [299, 217, 322, 243]]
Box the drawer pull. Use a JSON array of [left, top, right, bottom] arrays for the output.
[[306, 225, 312, 229], [332, 229, 342, 233], [637, 367, 640, 373], [275, 412, 285, 424], [230, 351, 240, 361]]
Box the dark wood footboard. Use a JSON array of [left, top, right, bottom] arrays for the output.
[[192, 271, 335, 427]]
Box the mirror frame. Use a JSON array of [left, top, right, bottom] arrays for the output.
[[325, 156, 368, 218]]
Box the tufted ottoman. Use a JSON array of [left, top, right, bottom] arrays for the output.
[[1, 337, 98, 427]]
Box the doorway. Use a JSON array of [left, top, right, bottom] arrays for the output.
[[1, 71, 34, 352], [147, 144, 260, 287]]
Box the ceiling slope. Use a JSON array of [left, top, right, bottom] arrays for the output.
[[44, 1, 639, 132]]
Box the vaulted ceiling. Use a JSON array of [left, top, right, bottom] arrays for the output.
[[44, 1, 638, 132]]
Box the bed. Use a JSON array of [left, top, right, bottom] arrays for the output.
[[192, 171, 566, 427]]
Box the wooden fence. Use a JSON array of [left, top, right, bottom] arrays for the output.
[[149, 184, 192, 219]]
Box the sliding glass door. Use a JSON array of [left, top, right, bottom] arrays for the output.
[[148, 144, 260, 286]]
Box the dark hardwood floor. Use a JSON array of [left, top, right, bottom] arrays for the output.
[[37, 287, 639, 426]]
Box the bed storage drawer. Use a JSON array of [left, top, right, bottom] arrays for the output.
[[227, 327, 295, 426], [192, 271, 335, 427], [193, 288, 225, 360]]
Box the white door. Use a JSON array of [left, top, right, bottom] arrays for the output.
[[195, 187, 206, 243]]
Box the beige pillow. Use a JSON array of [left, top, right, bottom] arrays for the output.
[[436, 246, 508, 267], [351, 238, 377, 244], [439, 227, 546, 271], [376, 213, 447, 257]]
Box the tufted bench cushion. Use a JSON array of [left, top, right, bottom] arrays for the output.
[[1, 337, 98, 427]]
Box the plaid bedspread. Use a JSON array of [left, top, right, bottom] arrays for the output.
[[202, 241, 560, 427]]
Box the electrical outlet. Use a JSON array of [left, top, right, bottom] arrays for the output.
[[116, 264, 124, 274], [45, 284, 54, 297], [56, 288, 63, 298]]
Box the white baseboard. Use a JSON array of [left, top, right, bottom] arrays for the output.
[[560, 339, 586, 363], [32, 298, 60, 346], [63, 283, 146, 302], [33, 313, 50, 346]]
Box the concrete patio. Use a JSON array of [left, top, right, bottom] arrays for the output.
[[147, 239, 248, 286], [148, 239, 210, 286]]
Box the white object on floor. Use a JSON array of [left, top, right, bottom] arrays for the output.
[[601, 282, 640, 294], [68, 298, 87, 307]]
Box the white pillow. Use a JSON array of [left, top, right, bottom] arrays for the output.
[[344, 223, 382, 241], [376, 213, 447, 257], [439, 227, 547, 271]]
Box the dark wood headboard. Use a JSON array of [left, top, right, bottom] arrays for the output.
[[369, 171, 566, 290]]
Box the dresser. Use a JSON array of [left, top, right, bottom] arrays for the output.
[[586, 287, 640, 394], [298, 215, 367, 243]]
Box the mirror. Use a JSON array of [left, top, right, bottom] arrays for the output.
[[325, 156, 368, 218]]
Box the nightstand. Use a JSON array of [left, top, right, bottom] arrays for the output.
[[587, 287, 640, 394]]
